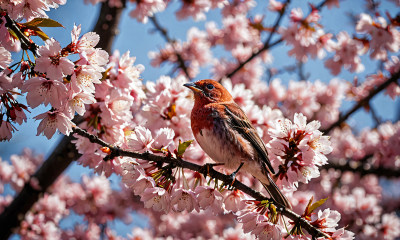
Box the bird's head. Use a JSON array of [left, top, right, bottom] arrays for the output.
[[184, 79, 233, 104]]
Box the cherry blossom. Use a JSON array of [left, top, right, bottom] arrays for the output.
[[356, 13, 400, 60], [21, 76, 68, 109], [268, 113, 332, 190], [1, 1, 399, 239], [170, 188, 199, 213], [35, 38, 74, 80], [34, 110, 73, 139]]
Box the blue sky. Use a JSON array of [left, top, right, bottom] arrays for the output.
[[2, 0, 400, 237]]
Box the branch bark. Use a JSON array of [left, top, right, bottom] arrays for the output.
[[149, 16, 192, 80], [323, 69, 400, 133], [3, 13, 39, 57], [72, 126, 331, 239], [0, 2, 127, 238], [323, 161, 400, 178], [0, 135, 78, 239], [221, 0, 329, 81], [93, 0, 127, 53]]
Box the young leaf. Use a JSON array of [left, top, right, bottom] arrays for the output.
[[177, 139, 194, 157], [33, 28, 50, 41], [309, 197, 328, 214], [23, 18, 64, 28]]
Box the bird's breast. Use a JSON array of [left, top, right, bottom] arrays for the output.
[[194, 127, 238, 168]]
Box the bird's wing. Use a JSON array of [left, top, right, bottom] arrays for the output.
[[222, 103, 275, 174]]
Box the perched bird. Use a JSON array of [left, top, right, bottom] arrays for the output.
[[184, 79, 291, 209]]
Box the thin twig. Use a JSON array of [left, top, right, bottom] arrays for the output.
[[149, 16, 191, 80], [4, 14, 39, 57], [323, 69, 400, 133], [0, 4, 126, 237], [222, 0, 291, 81], [93, 0, 127, 54], [222, 0, 330, 81], [369, 105, 382, 128], [0, 135, 79, 239], [323, 161, 400, 178], [72, 126, 330, 239]]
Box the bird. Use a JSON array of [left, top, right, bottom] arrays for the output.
[[184, 79, 292, 209]]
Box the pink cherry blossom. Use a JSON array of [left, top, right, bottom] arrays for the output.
[[70, 65, 102, 93], [252, 221, 282, 240], [125, 126, 154, 152], [0, 120, 13, 141], [64, 92, 96, 118], [268, 0, 284, 12], [34, 110, 73, 139], [268, 113, 332, 190], [356, 13, 400, 60], [170, 188, 199, 213], [0, 17, 21, 52], [141, 187, 171, 212], [195, 186, 224, 214], [0, 47, 11, 69], [221, 0, 256, 16], [153, 127, 175, 151], [176, 0, 211, 21], [325, 31, 365, 75], [21, 76, 68, 109], [35, 38, 74, 80], [129, 0, 166, 23]]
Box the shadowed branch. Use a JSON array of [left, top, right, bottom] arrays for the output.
[[149, 16, 192, 80], [72, 126, 330, 239], [323, 69, 400, 133]]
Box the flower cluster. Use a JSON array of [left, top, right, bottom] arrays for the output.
[[1, 0, 400, 239], [268, 113, 333, 192]]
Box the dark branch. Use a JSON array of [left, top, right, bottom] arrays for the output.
[[149, 16, 192, 80], [0, 135, 79, 239], [222, 0, 329, 81], [222, 0, 291, 81], [72, 126, 330, 239], [4, 14, 39, 57], [323, 161, 400, 178], [0, 3, 127, 236], [323, 70, 400, 133], [93, 0, 127, 54]]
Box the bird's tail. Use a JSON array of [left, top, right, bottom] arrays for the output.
[[261, 174, 292, 210]]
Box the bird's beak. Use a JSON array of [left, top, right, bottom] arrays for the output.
[[184, 82, 202, 94]]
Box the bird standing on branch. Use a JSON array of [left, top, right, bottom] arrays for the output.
[[184, 79, 292, 209]]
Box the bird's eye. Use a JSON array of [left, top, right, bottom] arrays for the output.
[[206, 84, 214, 90]]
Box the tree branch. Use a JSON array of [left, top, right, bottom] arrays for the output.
[[149, 16, 192, 80], [222, 0, 291, 81], [0, 2, 127, 237], [72, 126, 330, 239], [3, 13, 39, 57], [323, 161, 400, 178], [323, 69, 400, 133], [222, 0, 330, 82], [93, 0, 127, 53], [0, 135, 79, 239]]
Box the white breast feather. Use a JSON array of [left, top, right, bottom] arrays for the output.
[[195, 129, 242, 170], [195, 128, 269, 183]]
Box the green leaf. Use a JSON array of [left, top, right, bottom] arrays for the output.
[[7, 29, 18, 39], [177, 139, 194, 157], [309, 197, 328, 213], [32, 28, 50, 41], [23, 18, 64, 28]]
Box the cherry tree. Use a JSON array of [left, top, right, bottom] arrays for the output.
[[0, 0, 399, 239]]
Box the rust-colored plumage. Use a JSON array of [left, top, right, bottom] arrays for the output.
[[184, 79, 292, 209]]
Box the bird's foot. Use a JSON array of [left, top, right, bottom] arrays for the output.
[[200, 163, 225, 178], [224, 162, 244, 190]]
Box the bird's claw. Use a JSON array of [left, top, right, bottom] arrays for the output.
[[224, 162, 244, 190]]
